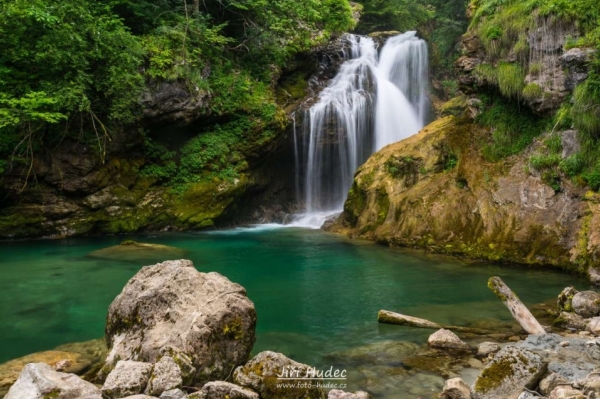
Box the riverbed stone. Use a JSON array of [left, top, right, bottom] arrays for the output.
[[4, 363, 102, 399], [558, 287, 578, 313], [327, 389, 370, 399], [549, 386, 585, 399], [159, 388, 187, 399], [572, 291, 600, 318], [476, 342, 500, 358], [554, 311, 588, 330], [233, 351, 325, 399], [539, 373, 569, 396], [440, 378, 471, 399], [102, 260, 256, 385], [472, 346, 546, 399], [587, 317, 600, 335], [145, 356, 182, 396], [428, 329, 470, 351], [190, 381, 259, 399], [102, 360, 154, 399], [589, 267, 600, 286]]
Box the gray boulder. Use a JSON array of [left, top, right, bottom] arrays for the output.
[[554, 312, 587, 331], [233, 351, 325, 399], [589, 267, 600, 286], [327, 389, 370, 399], [4, 363, 101, 399], [440, 378, 471, 399], [102, 360, 154, 399], [102, 260, 256, 385], [548, 386, 585, 399], [572, 291, 600, 318], [472, 346, 546, 399], [476, 342, 501, 358], [145, 356, 182, 396], [428, 329, 470, 351], [587, 317, 600, 335], [190, 381, 259, 399], [559, 48, 597, 90], [539, 373, 569, 396], [159, 389, 187, 399]]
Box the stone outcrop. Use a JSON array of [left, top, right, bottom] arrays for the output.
[[144, 356, 182, 396], [4, 363, 102, 399], [102, 260, 257, 385], [428, 329, 471, 351], [102, 361, 154, 399], [140, 80, 210, 126], [440, 378, 471, 399], [233, 351, 325, 399], [472, 346, 547, 399], [328, 115, 600, 275]]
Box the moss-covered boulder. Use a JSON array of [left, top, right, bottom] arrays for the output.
[[101, 260, 257, 386], [472, 346, 546, 399], [233, 351, 325, 399]]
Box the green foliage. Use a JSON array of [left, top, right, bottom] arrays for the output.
[[522, 83, 543, 101], [497, 63, 525, 99], [530, 153, 561, 170], [584, 163, 600, 191], [444, 154, 459, 171], [560, 153, 586, 177], [354, 0, 432, 33], [477, 95, 548, 161]]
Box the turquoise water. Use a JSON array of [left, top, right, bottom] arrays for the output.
[[0, 226, 589, 397]]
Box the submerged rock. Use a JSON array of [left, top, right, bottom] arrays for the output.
[[233, 351, 325, 399], [5, 363, 101, 399], [428, 329, 471, 351], [325, 340, 420, 366], [102, 260, 257, 385], [102, 360, 154, 399], [571, 291, 600, 318], [189, 381, 259, 399], [88, 241, 187, 263], [472, 346, 546, 399]]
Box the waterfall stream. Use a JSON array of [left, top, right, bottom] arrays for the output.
[[292, 31, 430, 228]]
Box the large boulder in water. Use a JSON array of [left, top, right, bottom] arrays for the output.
[[571, 291, 600, 318], [101, 259, 257, 385], [4, 363, 101, 399]]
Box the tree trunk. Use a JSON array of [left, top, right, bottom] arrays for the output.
[[488, 276, 546, 335], [378, 310, 494, 334]]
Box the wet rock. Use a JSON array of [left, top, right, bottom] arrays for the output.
[[233, 351, 325, 399], [476, 342, 501, 358], [159, 388, 187, 399], [4, 363, 101, 399], [190, 381, 259, 399], [440, 378, 471, 399], [554, 312, 587, 331], [145, 356, 182, 396], [0, 350, 93, 396], [88, 241, 187, 263], [549, 386, 585, 399], [539, 373, 569, 396], [102, 360, 154, 399], [325, 340, 420, 366], [572, 291, 600, 318], [428, 329, 471, 351], [472, 346, 547, 399], [557, 287, 578, 313], [140, 79, 210, 125], [327, 389, 370, 399], [103, 260, 256, 385], [517, 334, 600, 381], [587, 317, 600, 335]]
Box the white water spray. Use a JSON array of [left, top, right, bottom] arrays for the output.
[[292, 32, 430, 228]]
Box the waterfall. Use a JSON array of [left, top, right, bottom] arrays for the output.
[[292, 31, 430, 228]]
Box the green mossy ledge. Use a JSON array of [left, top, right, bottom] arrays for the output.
[[328, 115, 600, 276]]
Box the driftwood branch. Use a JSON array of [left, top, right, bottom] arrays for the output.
[[377, 310, 493, 335], [488, 276, 546, 335]]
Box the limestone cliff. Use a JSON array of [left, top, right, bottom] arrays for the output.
[[329, 115, 600, 273]]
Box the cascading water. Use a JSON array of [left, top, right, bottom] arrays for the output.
[[292, 31, 430, 228]]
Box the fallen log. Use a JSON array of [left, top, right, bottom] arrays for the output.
[[488, 276, 546, 335], [377, 310, 494, 335]]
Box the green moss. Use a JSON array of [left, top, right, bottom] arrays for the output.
[[344, 181, 368, 226], [44, 389, 61, 399], [474, 358, 516, 393], [440, 95, 468, 117], [522, 83, 543, 101], [222, 317, 245, 340], [120, 240, 138, 246], [497, 63, 525, 99], [376, 191, 390, 226]]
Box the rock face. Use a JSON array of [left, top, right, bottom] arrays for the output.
[[102, 260, 257, 385], [440, 378, 471, 399], [571, 291, 600, 318], [102, 361, 154, 399], [428, 329, 471, 351], [145, 356, 182, 396], [328, 115, 600, 274], [140, 80, 210, 126], [5, 363, 101, 399], [191, 381, 259, 399], [559, 48, 597, 90], [233, 351, 325, 399], [472, 346, 546, 399]]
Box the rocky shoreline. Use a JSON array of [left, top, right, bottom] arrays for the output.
[[2, 259, 600, 399]]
